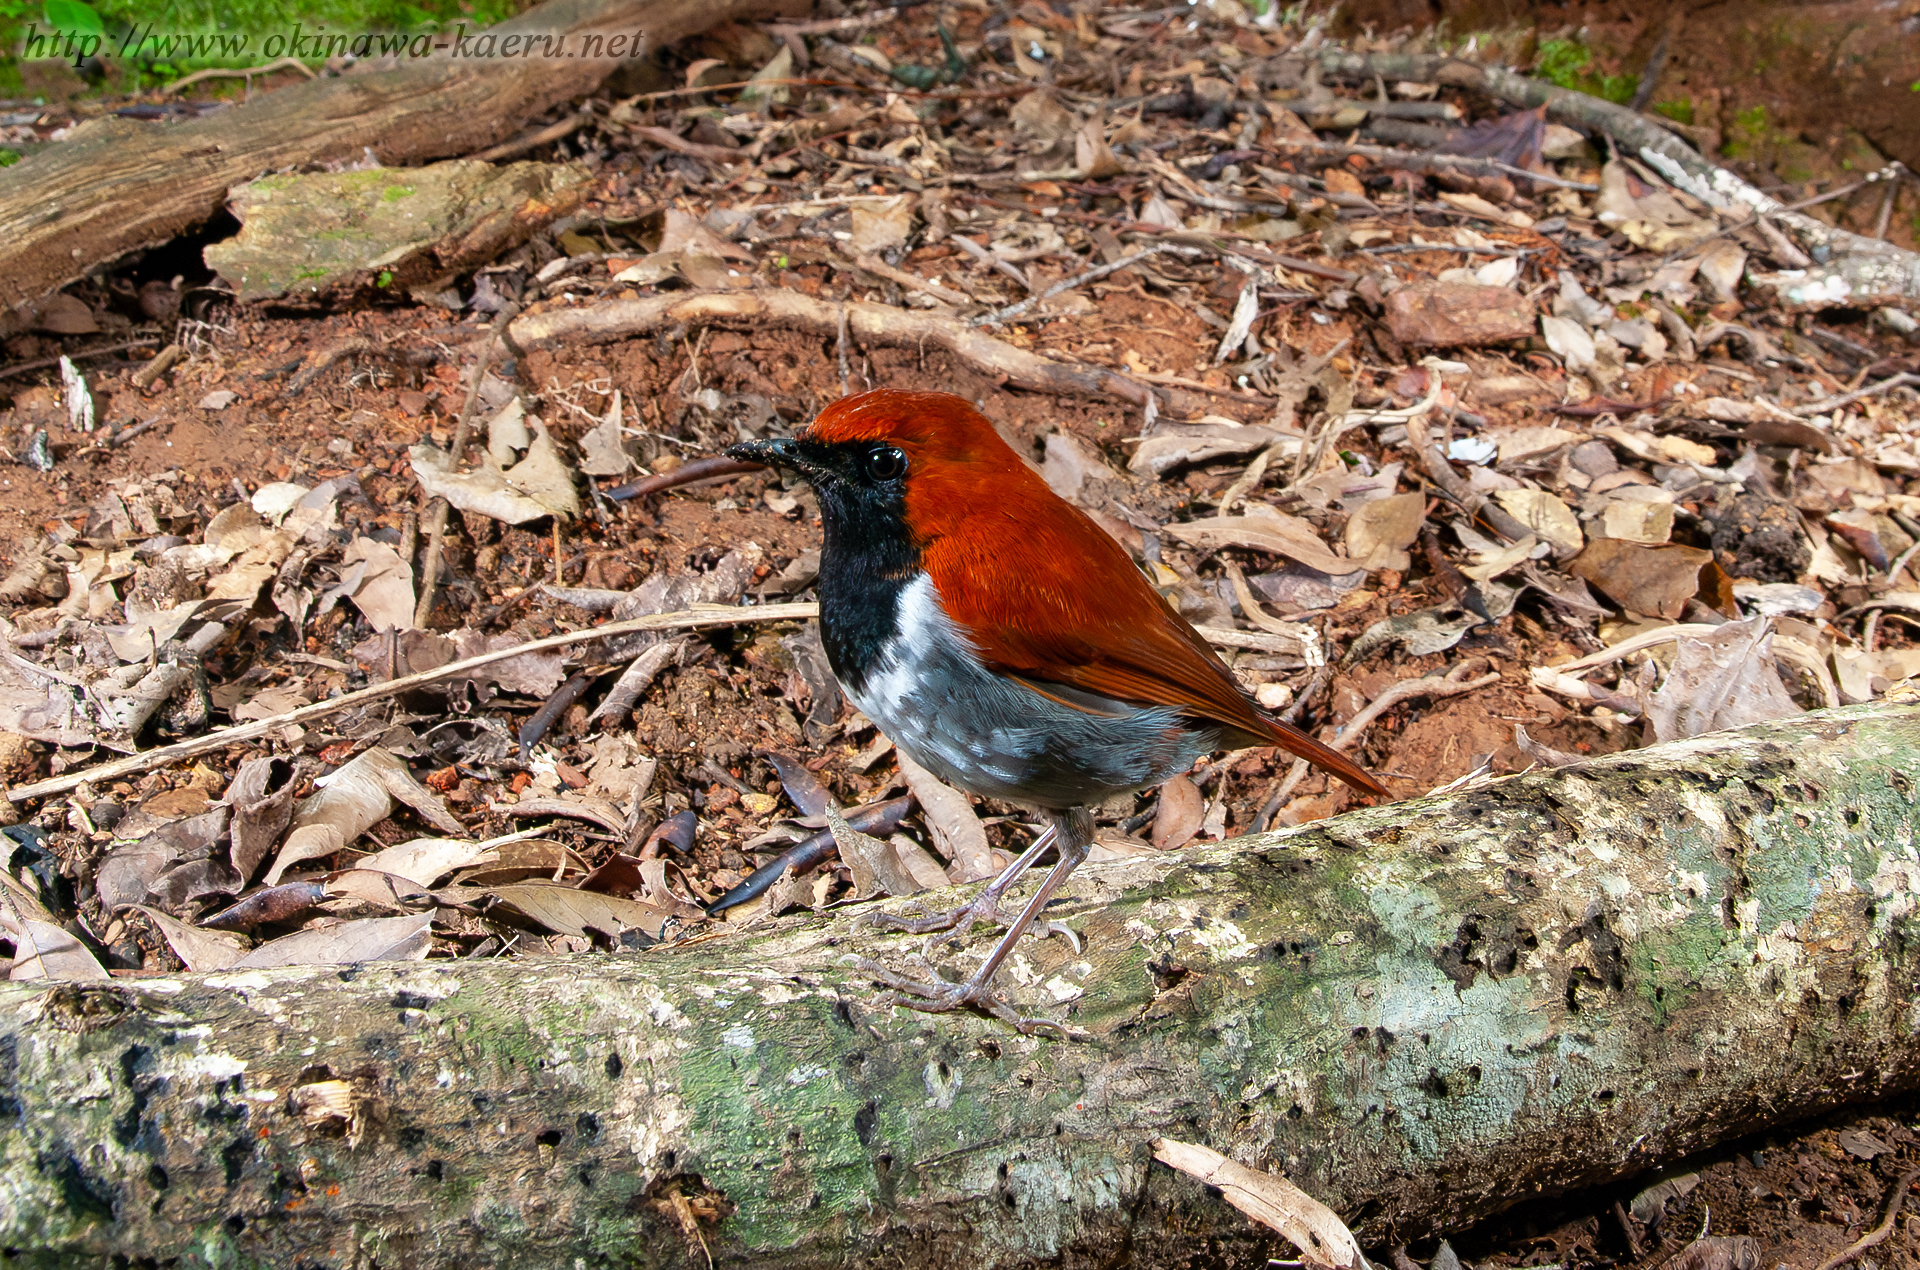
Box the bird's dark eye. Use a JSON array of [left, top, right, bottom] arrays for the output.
[[862, 446, 908, 482]]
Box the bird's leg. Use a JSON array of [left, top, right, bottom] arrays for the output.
[[858, 810, 1092, 1036], [867, 823, 1066, 954]]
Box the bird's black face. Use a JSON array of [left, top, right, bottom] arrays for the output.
[[726, 436, 922, 694], [727, 436, 913, 527]]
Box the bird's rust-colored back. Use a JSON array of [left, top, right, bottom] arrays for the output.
[[807, 390, 1387, 797]]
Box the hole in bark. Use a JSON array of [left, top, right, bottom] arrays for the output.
[[852, 1104, 877, 1147], [1891, 771, 1912, 799], [578, 1113, 602, 1144], [224, 1215, 245, 1236], [1792, 813, 1811, 830], [1594, 1089, 1615, 1103], [147, 1164, 168, 1190], [536, 1128, 564, 1148], [579, 1166, 595, 1188], [396, 1125, 425, 1149], [1845, 806, 1862, 828], [662, 1151, 677, 1171], [787, 1129, 802, 1150], [220, 1138, 250, 1186], [425, 1160, 444, 1181], [1287, 1103, 1305, 1119], [605, 1053, 624, 1080], [978, 1039, 1001, 1060], [936, 1061, 951, 1081], [833, 998, 857, 1029]]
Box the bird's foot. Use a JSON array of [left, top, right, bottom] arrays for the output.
[[853, 957, 1083, 1039], [868, 892, 1081, 960]]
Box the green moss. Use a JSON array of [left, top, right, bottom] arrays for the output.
[[1652, 99, 1694, 126], [1534, 37, 1636, 105], [379, 182, 416, 203], [4, 0, 524, 92]]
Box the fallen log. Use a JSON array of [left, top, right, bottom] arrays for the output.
[[2, 703, 1917, 1266], [0, 0, 807, 316]]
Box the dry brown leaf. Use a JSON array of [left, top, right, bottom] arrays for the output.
[[1151, 1138, 1365, 1268], [230, 913, 433, 969], [1492, 489, 1583, 554], [1648, 619, 1803, 742], [354, 837, 490, 887], [1150, 773, 1204, 850], [824, 802, 922, 899], [1168, 509, 1350, 576], [892, 749, 995, 882], [1344, 492, 1424, 572], [1570, 540, 1714, 619], [135, 904, 246, 971], [489, 881, 671, 941], [224, 755, 298, 885], [4, 914, 110, 981]]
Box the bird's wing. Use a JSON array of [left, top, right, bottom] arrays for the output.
[[922, 498, 1387, 798]]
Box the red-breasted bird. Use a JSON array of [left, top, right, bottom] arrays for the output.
[[730, 389, 1387, 1032]]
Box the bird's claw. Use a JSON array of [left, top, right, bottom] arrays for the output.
[[868, 894, 1078, 961], [866, 892, 1019, 937], [853, 957, 1080, 1039]]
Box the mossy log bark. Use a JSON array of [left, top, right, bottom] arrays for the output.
[[4, 705, 1920, 1269], [0, 0, 806, 315]]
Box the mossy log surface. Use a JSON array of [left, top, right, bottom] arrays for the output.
[[3, 705, 1919, 1269]]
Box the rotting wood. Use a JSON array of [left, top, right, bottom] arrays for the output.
[[3, 704, 1918, 1266], [506, 286, 1217, 414], [0, 0, 809, 317]]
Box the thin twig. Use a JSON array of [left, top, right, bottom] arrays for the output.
[[0, 338, 162, 381], [5, 603, 823, 805], [835, 302, 852, 395], [972, 245, 1186, 327], [1264, 136, 1600, 192], [1403, 410, 1533, 542], [160, 56, 314, 95], [1790, 372, 1920, 417], [415, 305, 517, 629], [1334, 665, 1501, 751], [948, 232, 1034, 293], [472, 112, 590, 163], [1811, 1165, 1920, 1270]]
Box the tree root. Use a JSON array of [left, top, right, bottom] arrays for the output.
[[506, 286, 1215, 415]]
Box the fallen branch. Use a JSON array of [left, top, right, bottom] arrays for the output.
[[2, 705, 1917, 1263], [507, 286, 1191, 411]]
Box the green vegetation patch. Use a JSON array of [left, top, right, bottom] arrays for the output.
[[1534, 37, 1637, 106]]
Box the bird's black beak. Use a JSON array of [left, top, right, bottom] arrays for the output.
[[728, 437, 819, 477]]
